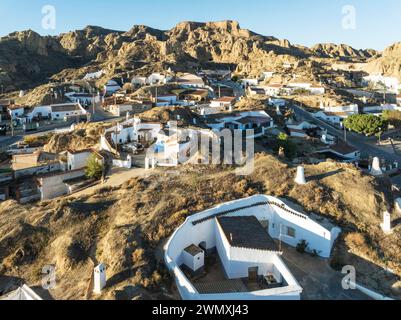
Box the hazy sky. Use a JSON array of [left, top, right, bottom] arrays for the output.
[[0, 0, 400, 50]]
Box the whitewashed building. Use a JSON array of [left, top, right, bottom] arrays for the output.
[[65, 92, 95, 105], [165, 195, 341, 300], [210, 96, 236, 109], [156, 94, 178, 105], [83, 70, 105, 81], [7, 105, 25, 119], [287, 121, 317, 138], [265, 84, 284, 97], [262, 71, 275, 80], [241, 79, 259, 88], [362, 74, 400, 92], [313, 111, 347, 125], [104, 80, 122, 95], [102, 117, 161, 146], [177, 73, 205, 88], [27, 103, 87, 121], [317, 142, 360, 161], [36, 169, 86, 200], [108, 104, 133, 117], [131, 76, 147, 86], [0, 285, 42, 300], [205, 110, 274, 138], [66, 149, 93, 171]]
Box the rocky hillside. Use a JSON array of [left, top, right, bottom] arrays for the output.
[[0, 21, 386, 92], [311, 43, 377, 60], [365, 42, 401, 80], [0, 30, 81, 90]]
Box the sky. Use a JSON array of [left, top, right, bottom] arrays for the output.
[[0, 0, 400, 50]]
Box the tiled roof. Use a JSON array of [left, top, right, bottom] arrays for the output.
[[217, 216, 279, 252]]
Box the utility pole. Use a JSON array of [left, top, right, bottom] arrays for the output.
[[279, 224, 283, 252], [10, 117, 14, 137], [92, 91, 96, 119], [343, 122, 347, 142]]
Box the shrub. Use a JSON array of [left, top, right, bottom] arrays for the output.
[[275, 133, 297, 159], [85, 154, 103, 179], [344, 114, 387, 136], [382, 110, 401, 129]]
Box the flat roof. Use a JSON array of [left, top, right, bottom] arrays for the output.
[[330, 142, 359, 155], [213, 96, 236, 103], [184, 244, 204, 257], [217, 216, 279, 252], [235, 116, 272, 125], [51, 103, 81, 112]]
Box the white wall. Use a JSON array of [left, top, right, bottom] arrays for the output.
[[14, 163, 61, 179], [9, 108, 24, 118], [38, 169, 85, 200], [164, 194, 339, 300], [183, 251, 204, 272], [68, 151, 92, 170], [27, 106, 52, 120]]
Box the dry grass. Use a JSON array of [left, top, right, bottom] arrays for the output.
[[43, 122, 111, 153], [0, 153, 400, 299]]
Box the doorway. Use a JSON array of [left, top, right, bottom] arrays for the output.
[[199, 241, 207, 254], [248, 267, 259, 281]]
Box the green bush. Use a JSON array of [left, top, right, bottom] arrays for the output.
[[382, 110, 401, 129], [343, 114, 387, 136], [85, 154, 103, 179], [275, 133, 297, 159]]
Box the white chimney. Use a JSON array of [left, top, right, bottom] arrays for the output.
[[276, 105, 282, 116], [381, 211, 392, 234], [93, 263, 106, 294], [295, 166, 307, 185], [370, 157, 383, 176]]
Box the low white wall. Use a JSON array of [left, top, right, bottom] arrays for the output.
[[113, 158, 131, 169], [164, 195, 332, 300], [14, 163, 61, 179], [39, 169, 85, 200]]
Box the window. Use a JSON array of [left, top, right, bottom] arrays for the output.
[[286, 226, 296, 238]]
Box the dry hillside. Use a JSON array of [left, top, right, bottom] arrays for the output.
[[43, 122, 112, 153], [0, 154, 400, 300]]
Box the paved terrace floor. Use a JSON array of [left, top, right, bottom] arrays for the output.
[[184, 246, 372, 300], [186, 254, 282, 295], [281, 244, 372, 300]]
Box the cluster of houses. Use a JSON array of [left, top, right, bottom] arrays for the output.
[[240, 75, 326, 98], [362, 74, 401, 93], [0, 145, 106, 203], [312, 103, 401, 127]]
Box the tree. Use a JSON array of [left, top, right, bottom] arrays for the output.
[[276, 133, 297, 159], [382, 110, 401, 129], [343, 114, 387, 136], [85, 154, 104, 179]]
